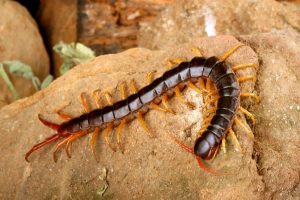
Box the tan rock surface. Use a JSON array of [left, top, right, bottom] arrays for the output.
[[239, 30, 300, 200], [0, 0, 50, 105], [138, 0, 300, 50], [1, 31, 299, 199]]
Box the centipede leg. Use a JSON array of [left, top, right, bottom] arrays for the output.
[[220, 44, 245, 61], [234, 117, 254, 139], [116, 119, 127, 152], [119, 81, 127, 100], [66, 130, 88, 158], [221, 138, 227, 155], [166, 58, 183, 69], [228, 129, 242, 152], [137, 112, 154, 137], [90, 127, 100, 160], [80, 92, 91, 112], [162, 94, 176, 114], [104, 91, 113, 105], [232, 63, 257, 71], [240, 92, 260, 103], [191, 47, 203, 57], [175, 86, 195, 109], [239, 106, 256, 125], [129, 79, 138, 93], [188, 80, 202, 94], [238, 76, 257, 83], [53, 136, 72, 162], [103, 123, 116, 152], [146, 71, 156, 84]]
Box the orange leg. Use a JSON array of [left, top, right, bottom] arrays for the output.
[[161, 94, 176, 114], [234, 117, 254, 139], [90, 127, 100, 161], [238, 76, 257, 83], [137, 112, 154, 137], [103, 123, 116, 152], [53, 136, 72, 162], [175, 86, 195, 109], [220, 44, 244, 61], [232, 63, 257, 71], [116, 119, 127, 152], [240, 92, 260, 103], [65, 131, 88, 158]]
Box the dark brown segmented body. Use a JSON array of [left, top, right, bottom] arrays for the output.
[[58, 56, 240, 160]]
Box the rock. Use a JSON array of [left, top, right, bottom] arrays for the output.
[[0, 0, 50, 106], [37, 0, 77, 77], [0, 36, 263, 199], [239, 30, 300, 200], [138, 0, 300, 50]]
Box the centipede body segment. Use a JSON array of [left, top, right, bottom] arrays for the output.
[[25, 44, 258, 172]]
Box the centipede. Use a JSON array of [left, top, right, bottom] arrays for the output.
[[25, 44, 259, 173]]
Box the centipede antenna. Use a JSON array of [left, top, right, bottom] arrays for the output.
[[169, 134, 227, 175], [38, 114, 60, 130], [25, 133, 60, 162]]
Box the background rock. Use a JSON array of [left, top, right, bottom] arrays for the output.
[[0, 0, 50, 106], [138, 0, 300, 50], [239, 30, 300, 200], [0, 36, 263, 199]]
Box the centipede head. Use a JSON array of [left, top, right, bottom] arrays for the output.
[[25, 115, 67, 162]]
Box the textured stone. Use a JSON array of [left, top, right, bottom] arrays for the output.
[[138, 0, 300, 50], [0, 36, 263, 199], [0, 0, 50, 106]]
